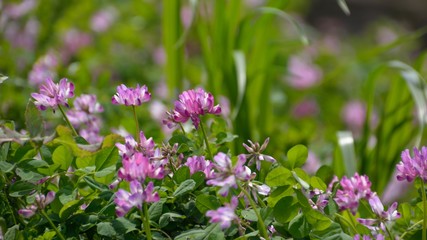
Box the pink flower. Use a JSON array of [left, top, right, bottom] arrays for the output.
[[243, 138, 276, 171], [291, 99, 319, 119], [90, 7, 117, 33], [165, 88, 221, 129], [18, 191, 56, 218], [115, 131, 155, 158], [28, 52, 58, 86], [118, 152, 165, 183], [207, 153, 251, 196], [185, 156, 214, 178], [334, 173, 373, 214], [31, 77, 75, 111], [357, 195, 400, 234], [341, 100, 366, 133], [287, 56, 322, 89], [112, 84, 151, 106], [114, 181, 159, 217], [397, 147, 427, 182], [206, 196, 239, 229]]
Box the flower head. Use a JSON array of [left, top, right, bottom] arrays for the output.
[[31, 77, 74, 111], [334, 173, 373, 214], [112, 84, 151, 106], [396, 147, 427, 182], [118, 152, 165, 183], [18, 191, 56, 218], [206, 196, 239, 229], [165, 88, 221, 129], [243, 138, 276, 170], [114, 181, 159, 217], [185, 155, 214, 178]]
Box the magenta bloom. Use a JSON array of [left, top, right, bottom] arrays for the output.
[[396, 147, 427, 182], [243, 138, 276, 171], [112, 84, 151, 106], [114, 181, 159, 217], [118, 152, 165, 183], [116, 131, 155, 158], [31, 77, 75, 111], [334, 173, 373, 214], [357, 195, 400, 233], [166, 88, 221, 129], [206, 196, 239, 229], [185, 156, 214, 178], [287, 56, 322, 89], [18, 191, 56, 218], [207, 153, 251, 196]]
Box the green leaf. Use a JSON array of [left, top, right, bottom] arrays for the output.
[[294, 189, 311, 209], [241, 209, 258, 222], [336, 0, 351, 16], [265, 166, 292, 187], [316, 165, 334, 185], [9, 181, 35, 197], [273, 196, 299, 224], [0, 74, 8, 84], [173, 166, 190, 184], [25, 100, 44, 137], [231, 51, 247, 119], [95, 165, 116, 178], [288, 213, 310, 238], [112, 217, 137, 234], [84, 176, 108, 191], [292, 170, 310, 190], [305, 209, 332, 231], [175, 229, 205, 240], [310, 222, 353, 240], [310, 176, 327, 191], [169, 134, 191, 145], [52, 145, 73, 170], [267, 185, 293, 207], [4, 225, 20, 240], [335, 131, 356, 177], [0, 161, 15, 173], [15, 168, 43, 182], [287, 145, 308, 169], [159, 212, 186, 228], [195, 194, 221, 214], [191, 171, 206, 189], [198, 223, 224, 240], [173, 179, 196, 197], [59, 199, 83, 221], [149, 200, 165, 222], [95, 146, 118, 171], [97, 222, 116, 237]]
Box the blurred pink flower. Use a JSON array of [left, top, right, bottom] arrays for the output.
[[376, 27, 397, 45], [302, 151, 321, 175], [28, 51, 59, 85], [341, 100, 366, 133], [90, 7, 117, 33], [61, 29, 92, 61], [3, 0, 36, 19], [4, 18, 39, 50], [287, 56, 322, 89], [112, 84, 151, 106], [153, 47, 166, 66], [291, 99, 319, 119], [206, 196, 239, 229]]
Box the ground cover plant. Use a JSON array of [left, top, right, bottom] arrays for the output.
[[3, 0, 427, 239]]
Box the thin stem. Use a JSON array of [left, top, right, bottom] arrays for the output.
[[143, 203, 152, 240], [400, 219, 423, 239], [421, 179, 427, 240], [57, 105, 78, 136], [334, 213, 358, 235], [384, 222, 393, 240], [132, 106, 140, 142], [199, 121, 212, 160], [240, 220, 257, 232], [152, 228, 173, 240], [178, 123, 186, 135], [41, 210, 65, 240], [238, 182, 269, 239]]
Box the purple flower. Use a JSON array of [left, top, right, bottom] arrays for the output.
[[28, 51, 58, 86], [185, 156, 214, 178], [397, 147, 427, 182], [302, 151, 321, 175], [243, 138, 276, 171], [287, 56, 322, 89], [112, 84, 151, 106], [354, 234, 385, 240], [291, 99, 319, 119], [114, 181, 159, 217], [334, 173, 373, 214], [115, 131, 155, 158], [206, 196, 239, 229], [18, 191, 56, 218], [90, 7, 117, 33], [31, 77, 74, 111], [165, 88, 221, 129], [118, 152, 165, 183], [341, 100, 366, 134], [207, 153, 251, 196]]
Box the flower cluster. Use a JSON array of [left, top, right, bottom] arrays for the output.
[[114, 181, 159, 217], [67, 94, 104, 144], [163, 88, 221, 129], [357, 194, 400, 232], [112, 84, 151, 106], [396, 147, 427, 182], [18, 191, 55, 218], [206, 196, 239, 229], [185, 155, 214, 178], [31, 77, 75, 111], [243, 138, 276, 170], [334, 173, 373, 214], [28, 52, 58, 86]]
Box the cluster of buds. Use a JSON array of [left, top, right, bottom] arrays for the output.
[[18, 191, 56, 218]]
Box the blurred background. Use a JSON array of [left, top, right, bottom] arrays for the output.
[[1, 0, 427, 198]]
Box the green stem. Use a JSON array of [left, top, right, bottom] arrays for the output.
[[143, 203, 152, 240], [384, 222, 393, 240], [238, 182, 269, 239], [132, 106, 140, 142], [57, 105, 78, 136], [334, 213, 358, 235], [421, 179, 427, 240], [41, 210, 65, 240], [178, 123, 186, 135], [400, 219, 423, 239], [152, 228, 172, 240], [199, 121, 213, 160]]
